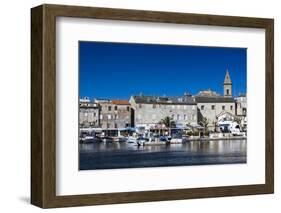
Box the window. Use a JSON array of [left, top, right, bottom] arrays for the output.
[[108, 114, 111, 120], [114, 106, 117, 110], [211, 105, 215, 110], [100, 106, 102, 111], [172, 114, 174, 119], [94, 112, 96, 116], [127, 106, 130, 111], [108, 106, 112, 111], [114, 123, 118, 128], [184, 114, 187, 120], [177, 114, 180, 120], [230, 105, 233, 110], [192, 114, 196, 121], [100, 115, 103, 119], [226, 89, 229, 95], [201, 105, 204, 110], [222, 105, 225, 110]]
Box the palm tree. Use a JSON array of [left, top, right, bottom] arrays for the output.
[[160, 116, 176, 128], [159, 116, 176, 136]]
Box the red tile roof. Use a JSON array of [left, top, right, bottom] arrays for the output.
[[111, 100, 130, 105]]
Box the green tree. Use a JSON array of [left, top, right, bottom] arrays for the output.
[[160, 116, 176, 128], [199, 117, 209, 135], [234, 116, 242, 125], [83, 121, 90, 128], [213, 120, 218, 133], [159, 116, 176, 136]]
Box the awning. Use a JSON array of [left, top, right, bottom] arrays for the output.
[[186, 124, 204, 130]]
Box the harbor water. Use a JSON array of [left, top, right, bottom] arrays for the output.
[[79, 139, 247, 170]]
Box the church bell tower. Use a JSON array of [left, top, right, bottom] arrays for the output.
[[223, 69, 232, 97]]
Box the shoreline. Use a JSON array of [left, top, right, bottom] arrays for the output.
[[186, 136, 247, 142], [143, 136, 247, 146], [80, 136, 247, 145]]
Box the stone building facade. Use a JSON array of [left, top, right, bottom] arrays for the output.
[[235, 94, 247, 129], [195, 94, 236, 128], [79, 97, 100, 127], [235, 94, 247, 117], [195, 70, 236, 130], [97, 99, 132, 129], [129, 95, 198, 129]]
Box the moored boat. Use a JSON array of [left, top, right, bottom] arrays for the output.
[[127, 136, 138, 143], [80, 135, 102, 143]]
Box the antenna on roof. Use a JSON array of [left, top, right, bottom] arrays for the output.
[[184, 91, 191, 96]]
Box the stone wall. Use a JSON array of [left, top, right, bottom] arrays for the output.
[[197, 102, 236, 128], [130, 97, 198, 127], [79, 107, 99, 127], [235, 96, 247, 116], [99, 102, 131, 129]]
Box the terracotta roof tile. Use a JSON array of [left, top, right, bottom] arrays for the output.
[[111, 100, 130, 105]]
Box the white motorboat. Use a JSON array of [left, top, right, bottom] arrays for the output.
[[127, 136, 138, 143], [80, 135, 102, 143], [170, 138, 183, 144]]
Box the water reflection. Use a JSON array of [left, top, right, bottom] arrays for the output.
[[79, 140, 247, 170], [80, 140, 246, 154]]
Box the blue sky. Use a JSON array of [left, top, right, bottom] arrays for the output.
[[79, 41, 246, 100]]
